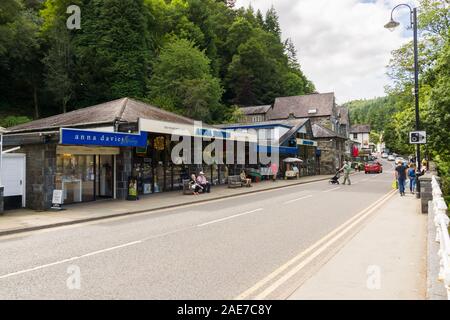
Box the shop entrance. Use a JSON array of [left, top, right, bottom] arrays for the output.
[[56, 146, 118, 204], [96, 155, 114, 198]]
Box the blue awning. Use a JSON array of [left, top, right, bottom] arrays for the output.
[[255, 145, 298, 155]]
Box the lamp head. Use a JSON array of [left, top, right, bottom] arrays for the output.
[[384, 19, 400, 32]]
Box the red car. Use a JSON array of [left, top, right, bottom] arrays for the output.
[[365, 161, 383, 174]]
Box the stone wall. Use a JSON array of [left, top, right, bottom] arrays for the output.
[[309, 117, 332, 130], [20, 143, 57, 211], [316, 139, 346, 175], [116, 148, 133, 200]]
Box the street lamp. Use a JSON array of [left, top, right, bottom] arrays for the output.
[[385, 3, 422, 197]]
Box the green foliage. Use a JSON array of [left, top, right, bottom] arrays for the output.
[[0, 115, 32, 128], [381, 0, 450, 195], [148, 38, 223, 122], [0, 0, 314, 124]]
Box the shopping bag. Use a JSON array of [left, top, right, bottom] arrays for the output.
[[392, 179, 398, 189]]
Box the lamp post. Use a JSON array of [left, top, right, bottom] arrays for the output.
[[385, 3, 421, 197]]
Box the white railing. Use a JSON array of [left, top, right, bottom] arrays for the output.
[[431, 175, 450, 299]]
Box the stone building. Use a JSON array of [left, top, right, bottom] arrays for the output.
[[350, 124, 371, 150], [312, 124, 347, 174], [2, 98, 255, 211], [239, 105, 271, 123]]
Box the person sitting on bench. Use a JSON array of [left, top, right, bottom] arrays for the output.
[[240, 170, 252, 187], [196, 171, 211, 193], [189, 174, 202, 195]]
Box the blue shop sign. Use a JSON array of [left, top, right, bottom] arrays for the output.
[[195, 128, 231, 139], [60, 128, 148, 147], [255, 145, 298, 155]]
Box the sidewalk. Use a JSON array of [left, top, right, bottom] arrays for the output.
[[289, 192, 427, 300], [0, 174, 331, 236]]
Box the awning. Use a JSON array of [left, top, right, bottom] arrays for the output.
[[139, 118, 257, 143], [255, 145, 298, 155]]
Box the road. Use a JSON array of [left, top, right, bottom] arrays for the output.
[[0, 160, 397, 299]]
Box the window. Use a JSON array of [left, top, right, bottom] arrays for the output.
[[353, 133, 358, 139]]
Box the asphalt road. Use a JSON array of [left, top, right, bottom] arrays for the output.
[[0, 160, 397, 299]]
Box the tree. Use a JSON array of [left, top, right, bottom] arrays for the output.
[[43, 25, 74, 114], [72, 0, 149, 105], [264, 5, 281, 39], [148, 38, 223, 122]]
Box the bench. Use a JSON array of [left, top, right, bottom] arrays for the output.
[[228, 175, 243, 188]]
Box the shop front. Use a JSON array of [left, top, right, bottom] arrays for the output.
[[132, 118, 257, 196], [57, 128, 148, 204], [55, 145, 118, 204]]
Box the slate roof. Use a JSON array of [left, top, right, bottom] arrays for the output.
[[240, 105, 272, 115], [218, 119, 308, 129], [312, 124, 347, 139], [267, 93, 335, 120], [350, 124, 371, 133], [6, 98, 197, 133]]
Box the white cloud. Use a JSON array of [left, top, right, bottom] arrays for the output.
[[235, 0, 415, 103]]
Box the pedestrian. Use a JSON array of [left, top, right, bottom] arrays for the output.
[[395, 160, 407, 196], [408, 163, 416, 194], [340, 161, 352, 185], [196, 171, 211, 193], [420, 159, 428, 175], [189, 174, 202, 195], [270, 162, 278, 182]]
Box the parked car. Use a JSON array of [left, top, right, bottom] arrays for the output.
[[381, 153, 388, 159], [388, 155, 395, 161], [365, 161, 383, 174], [395, 157, 406, 164]]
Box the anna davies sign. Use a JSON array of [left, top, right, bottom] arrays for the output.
[[60, 128, 147, 147]]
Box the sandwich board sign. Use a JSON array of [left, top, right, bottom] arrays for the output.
[[409, 131, 427, 144], [51, 189, 64, 210]]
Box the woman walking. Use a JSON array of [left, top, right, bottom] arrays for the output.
[[408, 164, 416, 194]]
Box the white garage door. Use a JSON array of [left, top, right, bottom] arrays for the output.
[[1, 153, 26, 207]]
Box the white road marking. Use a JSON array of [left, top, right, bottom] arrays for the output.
[[0, 226, 197, 280], [235, 189, 397, 300], [0, 240, 142, 280], [322, 187, 341, 193], [284, 195, 313, 204], [197, 208, 263, 227]]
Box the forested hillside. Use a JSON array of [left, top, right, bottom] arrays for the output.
[[0, 0, 314, 126], [344, 96, 397, 133]]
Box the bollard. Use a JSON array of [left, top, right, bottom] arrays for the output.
[[0, 186, 3, 214]]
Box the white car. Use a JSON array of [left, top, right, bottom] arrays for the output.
[[395, 157, 406, 164], [388, 155, 395, 161], [381, 153, 388, 159]]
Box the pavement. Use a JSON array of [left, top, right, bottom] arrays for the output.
[[0, 160, 428, 299], [289, 190, 427, 300], [0, 175, 331, 236]]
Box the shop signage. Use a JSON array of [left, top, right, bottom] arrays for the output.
[[60, 128, 147, 147], [51, 189, 64, 210], [255, 145, 298, 155], [297, 139, 318, 147], [138, 118, 257, 142]]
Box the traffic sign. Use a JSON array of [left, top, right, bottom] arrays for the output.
[[409, 131, 426, 144]]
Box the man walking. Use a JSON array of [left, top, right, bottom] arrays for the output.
[[340, 161, 352, 185], [395, 160, 407, 196]]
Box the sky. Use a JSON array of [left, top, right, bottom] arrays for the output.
[[235, 0, 418, 103]]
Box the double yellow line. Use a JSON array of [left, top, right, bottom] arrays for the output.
[[235, 188, 397, 300]]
